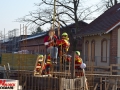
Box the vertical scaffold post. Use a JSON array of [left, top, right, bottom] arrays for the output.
[[71, 51, 75, 79]]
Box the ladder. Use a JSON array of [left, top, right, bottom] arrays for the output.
[[34, 55, 46, 76]]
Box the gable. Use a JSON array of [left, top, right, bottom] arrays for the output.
[[77, 3, 120, 37]]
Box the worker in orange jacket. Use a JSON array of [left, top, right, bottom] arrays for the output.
[[44, 29, 58, 74], [75, 51, 86, 76], [35, 55, 46, 75], [56, 32, 70, 56], [56, 33, 70, 71], [63, 54, 72, 70], [45, 54, 52, 74]]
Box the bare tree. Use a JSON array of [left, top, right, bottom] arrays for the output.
[[17, 0, 102, 31], [102, 0, 119, 9]]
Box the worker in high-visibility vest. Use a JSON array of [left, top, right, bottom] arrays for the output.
[[63, 54, 72, 70], [45, 54, 51, 74], [75, 51, 86, 76], [35, 55, 46, 75], [44, 29, 58, 74], [56, 32, 70, 56]]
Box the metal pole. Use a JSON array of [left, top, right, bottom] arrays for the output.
[[4, 28, 5, 52], [0, 31, 2, 54]]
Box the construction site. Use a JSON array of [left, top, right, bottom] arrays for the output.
[[1, 0, 120, 90], [0, 23, 120, 90]]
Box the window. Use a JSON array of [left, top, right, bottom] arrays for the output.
[[85, 40, 89, 61], [71, 28, 76, 34], [101, 38, 107, 62], [91, 40, 95, 61]]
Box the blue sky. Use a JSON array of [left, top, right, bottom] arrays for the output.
[[0, 0, 101, 35], [0, 0, 40, 35]]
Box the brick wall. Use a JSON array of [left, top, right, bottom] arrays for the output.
[[20, 36, 46, 54], [110, 26, 119, 64]]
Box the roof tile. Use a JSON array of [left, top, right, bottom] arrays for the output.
[[78, 3, 120, 36]]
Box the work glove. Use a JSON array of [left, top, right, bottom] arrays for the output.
[[44, 42, 49, 45]]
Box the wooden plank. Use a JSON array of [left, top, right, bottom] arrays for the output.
[[112, 70, 120, 72], [111, 64, 120, 66], [60, 78, 82, 90], [86, 71, 111, 74], [34, 55, 46, 76], [100, 77, 102, 90], [106, 84, 109, 90], [87, 66, 111, 68], [110, 65, 112, 75], [112, 85, 115, 90], [83, 69, 86, 90], [40, 55, 46, 74], [94, 83, 98, 90], [71, 52, 75, 79], [34, 75, 49, 77], [105, 77, 107, 90]]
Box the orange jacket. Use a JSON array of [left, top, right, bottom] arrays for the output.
[[44, 35, 58, 48], [66, 55, 72, 62], [57, 39, 70, 51], [36, 62, 46, 70], [46, 55, 51, 66], [75, 56, 82, 69]]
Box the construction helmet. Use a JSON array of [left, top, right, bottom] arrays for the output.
[[75, 51, 80, 56], [38, 55, 43, 58], [62, 32, 68, 36]]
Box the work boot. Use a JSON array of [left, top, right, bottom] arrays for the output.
[[53, 59, 57, 64]]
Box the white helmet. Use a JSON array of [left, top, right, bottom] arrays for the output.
[[80, 63, 86, 69]]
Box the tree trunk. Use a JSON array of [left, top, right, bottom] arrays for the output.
[[114, 0, 118, 5]]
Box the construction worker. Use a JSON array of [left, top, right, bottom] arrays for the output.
[[57, 32, 70, 56], [44, 28, 58, 74], [75, 51, 86, 76], [45, 54, 51, 74], [63, 54, 72, 70], [56, 32, 70, 71], [35, 55, 46, 75]]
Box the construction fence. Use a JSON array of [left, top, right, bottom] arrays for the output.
[[1, 54, 120, 90], [1, 64, 120, 90], [1, 53, 37, 70]]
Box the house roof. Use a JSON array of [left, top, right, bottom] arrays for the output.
[[66, 21, 88, 27], [21, 21, 87, 41], [20, 32, 47, 41], [77, 3, 120, 37]]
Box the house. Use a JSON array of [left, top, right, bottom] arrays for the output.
[[76, 3, 120, 66], [20, 32, 47, 54], [20, 21, 88, 54], [1, 35, 28, 53]]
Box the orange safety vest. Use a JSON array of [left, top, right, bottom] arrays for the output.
[[75, 57, 82, 69], [36, 62, 46, 70], [46, 55, 51, 66], [66, 56, 71, 62], [57, 39, 70, 51]]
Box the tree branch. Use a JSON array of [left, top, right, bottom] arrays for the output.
[[56, 0, 74, 13]]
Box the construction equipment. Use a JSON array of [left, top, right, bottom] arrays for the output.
[[34, 55, 46, 76]]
